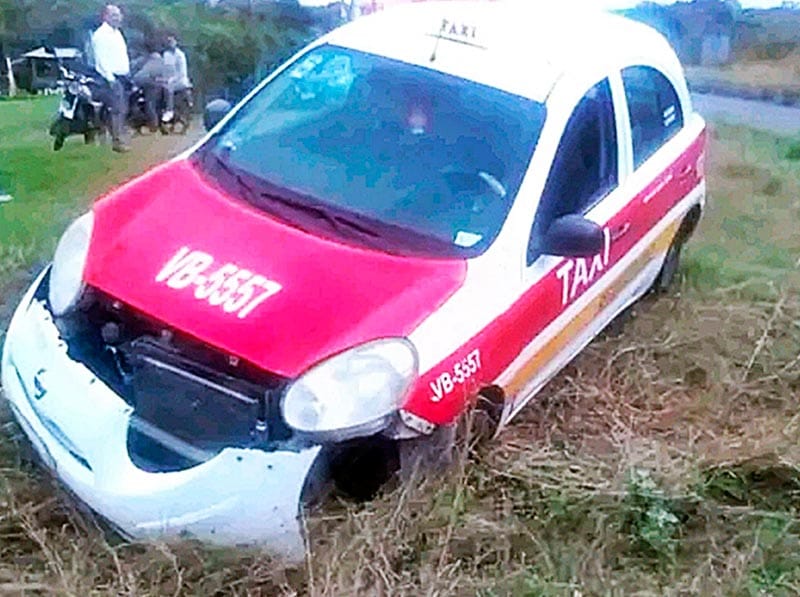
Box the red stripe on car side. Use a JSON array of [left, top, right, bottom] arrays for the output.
[[403, 129, 706, 425]]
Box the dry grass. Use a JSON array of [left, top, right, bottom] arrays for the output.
[[685, 45, 800, 97], [299, 287, 800, 596], [2, 285, 799, 595], [686, 58, 800, 94], [0, 114, 799, 594]]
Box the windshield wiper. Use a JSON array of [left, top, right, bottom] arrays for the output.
[[208, 150, 258, 199], [256, 191, 380, 239], [207, 150, 379, 241]]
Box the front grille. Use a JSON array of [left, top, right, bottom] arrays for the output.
[[54, 288, 295, 472], [127, 337, 274, 452]]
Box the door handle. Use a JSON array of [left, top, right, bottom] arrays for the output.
[[610, 222, 630, 242], [677, 164, 694, 181]]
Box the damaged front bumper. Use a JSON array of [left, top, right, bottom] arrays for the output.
[[0, 270, 320, 560]]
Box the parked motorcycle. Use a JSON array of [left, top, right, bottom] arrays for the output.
[[50, 65, 107, 151], [128, 85, 194, 135], [50, 66, 194, 151]]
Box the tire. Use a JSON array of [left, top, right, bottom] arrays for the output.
[[51, 116, 70, 151], [84, 130, 97, 145], [652, 206, 701, 294], [653, 239, 682, 294], [175, 92, 193, 134]]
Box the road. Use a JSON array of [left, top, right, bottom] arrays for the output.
[[691, 93, 800, 136]]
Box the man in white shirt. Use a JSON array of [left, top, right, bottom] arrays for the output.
[[91, 4, 131, 152], [161, 34, 191, 123]]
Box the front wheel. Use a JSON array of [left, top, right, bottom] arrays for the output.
[[50, 117, 69, 151]]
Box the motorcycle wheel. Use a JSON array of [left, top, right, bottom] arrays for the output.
[[84, 130, 97, 145], [175, 93, 193, 135], [178, 114, 191, 135], [51, 116, 70, 151]]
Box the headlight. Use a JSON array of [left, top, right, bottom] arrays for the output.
[[281, 338, 418, 442], [67, 80, 81, 96], [49, 212, 94, 316]]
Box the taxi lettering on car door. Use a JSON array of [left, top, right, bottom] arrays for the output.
[[502, 77, 626, 420]]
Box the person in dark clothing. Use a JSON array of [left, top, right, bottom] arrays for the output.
[[133, 42, 167, 131]]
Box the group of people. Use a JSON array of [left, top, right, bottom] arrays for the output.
[[90, 4, 191, 152]]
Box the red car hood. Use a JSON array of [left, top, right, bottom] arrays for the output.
[[83, 160, 466, 378]]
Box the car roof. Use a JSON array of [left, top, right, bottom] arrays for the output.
[[322, 0, 682, 103]]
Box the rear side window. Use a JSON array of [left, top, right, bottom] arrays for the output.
[[622, 66, 683, 168]]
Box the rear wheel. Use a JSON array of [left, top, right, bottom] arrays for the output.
[[653, 239, 682, 293], [652, 206, 701, 294], [174, 91, 193, 135]]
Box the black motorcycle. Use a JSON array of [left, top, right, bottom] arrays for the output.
[[50, 65, 108, 151], [127, 84, 194, 136], [50, 66, 194, 150]]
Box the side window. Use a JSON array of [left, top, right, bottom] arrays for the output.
[[527, 79, 618, 264], [622, 65, 683, 169]]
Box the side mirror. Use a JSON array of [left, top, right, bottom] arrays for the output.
[[540, 214, 604, 258], [203, 98, 233, 131]]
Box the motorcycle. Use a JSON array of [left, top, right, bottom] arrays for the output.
[[127, 84, 194, 136], [50, 66, 195, 151], [50, 65, 108, 151]]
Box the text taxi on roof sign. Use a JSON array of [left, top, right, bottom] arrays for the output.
[[1, 0, 706, 559]]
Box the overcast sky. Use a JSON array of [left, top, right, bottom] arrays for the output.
[[297, 0, 787, 8], [611, 0, 784, 6]]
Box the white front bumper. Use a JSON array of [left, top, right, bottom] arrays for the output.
[[0, 270, 320, 560]]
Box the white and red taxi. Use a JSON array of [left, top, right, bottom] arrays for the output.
[[1, 1, 705, 558]]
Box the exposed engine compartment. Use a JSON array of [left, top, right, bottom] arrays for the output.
[[46, 276, 406, 499], [50, 279, 299, 472]]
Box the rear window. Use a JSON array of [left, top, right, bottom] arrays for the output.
[[622, 65, 683, 168]]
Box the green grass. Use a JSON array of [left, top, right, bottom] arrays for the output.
[[0, 106, 799, 594], [1, 97, 95, 255], [0, 96, 200, 346], [0, 97, 195, 272], [682, 125, 800, 297]]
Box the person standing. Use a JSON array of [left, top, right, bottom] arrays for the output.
[[91, 4, 131, 152], [161, 34, 191, 123]]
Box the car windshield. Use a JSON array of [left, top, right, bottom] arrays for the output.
[[193, 45, 546, 259]]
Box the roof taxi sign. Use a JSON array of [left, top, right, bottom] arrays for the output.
[[428, 17, 486, 60]]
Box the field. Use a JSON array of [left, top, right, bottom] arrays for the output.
[[0, 98, 799, 595], [686, 57, 800, 96]]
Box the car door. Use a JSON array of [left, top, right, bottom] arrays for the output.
[[497, 66, 704, 426], [498, 76, 629, 425], [613, 64, 704, 294]]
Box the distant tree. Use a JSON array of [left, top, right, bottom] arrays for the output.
[[0, 0, 321, 100]]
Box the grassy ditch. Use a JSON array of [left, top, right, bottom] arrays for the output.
[[0, 103, 798, 594]]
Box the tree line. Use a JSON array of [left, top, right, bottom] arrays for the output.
[[0, 0, 342, 101]]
